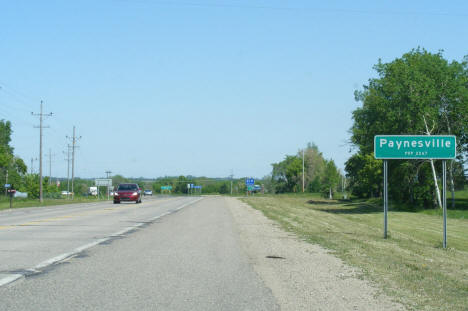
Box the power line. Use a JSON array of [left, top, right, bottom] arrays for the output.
[[114, 0, 468, 17], [32, 101, 53, 203]]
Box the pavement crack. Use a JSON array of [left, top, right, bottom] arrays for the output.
[[266, 255, 286, 260]]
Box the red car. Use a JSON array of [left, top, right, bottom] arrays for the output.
[[113, 183, 142, 204]]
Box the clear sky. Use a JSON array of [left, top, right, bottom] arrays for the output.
[[1, 0, 467, 179]]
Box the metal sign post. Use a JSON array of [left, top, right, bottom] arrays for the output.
[[245, 178, 255, 196], [442, 160, 447, 248], [383, 160, 388, 239], [375, 135, 456, 248]]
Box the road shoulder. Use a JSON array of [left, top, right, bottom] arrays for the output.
[[226, 197, 405, 311]]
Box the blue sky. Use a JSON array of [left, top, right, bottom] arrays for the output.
[[1, 0, 467, 179]]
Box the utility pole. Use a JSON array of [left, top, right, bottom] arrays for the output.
[[30, 157, 38, 174], [302, 148, 305, 193], [46, 149, 55, 185], [32, 101, 53, 203], [63, 145, 71, 199], [4, 169, 7, 196], [67, 126, 81, 200], [105, 171, 112, 200], [230, 170, 234, 195]]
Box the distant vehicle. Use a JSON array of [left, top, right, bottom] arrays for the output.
[[250, 185, 263, 193], [114, 183, 142, 204], [61, 191, 71, 196], [14, 191, 28, 198], [88, 186, 98, 196], [143, 190, 153, 196]]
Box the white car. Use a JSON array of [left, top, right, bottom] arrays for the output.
[[143, 190, 153, 196]]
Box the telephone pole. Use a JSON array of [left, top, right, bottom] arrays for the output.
[[32, 101, 53, 203], [105, 171, 112, 178], [30, 157, 38, 174], [302, 148, 305, 193], [46, 149, 56, 185], [229, 170, 234, 195], [67, 126, 81, 200], [63, 145, 72, 198], [4, 169, 7, 196]]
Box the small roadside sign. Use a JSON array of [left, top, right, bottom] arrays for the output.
[[4, 184, 11, 188], [95, 179, 112, 187], [245, 178, 255, 186]]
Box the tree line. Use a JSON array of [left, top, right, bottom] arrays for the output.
[[112, 174, 247, 195], [264, 143, 344, 198]]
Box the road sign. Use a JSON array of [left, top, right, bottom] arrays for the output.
[[4, 184, 11, 188], [95, 179, 112, 187], [375, 134, 456, 248], [161, 186, 172, 190], [374, 135, 456, 159], [193, 185, 202, 189], [245, 178, 255, 186]]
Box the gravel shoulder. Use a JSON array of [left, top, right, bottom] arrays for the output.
[[226, 197, 405, 311]]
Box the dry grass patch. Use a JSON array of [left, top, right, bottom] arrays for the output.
[[242, 195, 468, 311]]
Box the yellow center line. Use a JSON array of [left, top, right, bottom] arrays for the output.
[[0, 198, 171, 229]]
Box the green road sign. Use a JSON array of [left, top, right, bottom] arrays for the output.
[[161, 186, 172, 190], [374, 135, 456, 159]]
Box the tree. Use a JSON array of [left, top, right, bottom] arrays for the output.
[[271, 143, 329, 193], [219, 183, 229, 194], [321, 159, 340, 199], [271, 155, 302, 193], [350, 48, 468, 207], [0, 120, 27, 194], [301, 143, 326, 192], [345, 153, 382, 198]]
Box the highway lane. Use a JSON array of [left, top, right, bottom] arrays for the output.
[[0, 196, 279, 310], [0, 196, 200, 285]]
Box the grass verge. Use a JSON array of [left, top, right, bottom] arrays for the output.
[[0, 196, 109, 211], [241, 194, 468, 311]]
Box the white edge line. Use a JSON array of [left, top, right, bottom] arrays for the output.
[[0, 196, 204, 288], [0, 274, 23, 287]]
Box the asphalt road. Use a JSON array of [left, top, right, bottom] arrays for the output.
[[0, 196, 279, 310]]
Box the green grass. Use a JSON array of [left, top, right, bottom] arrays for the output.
[[0, 196, 109, 211], [242, 194, 468, 311]]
